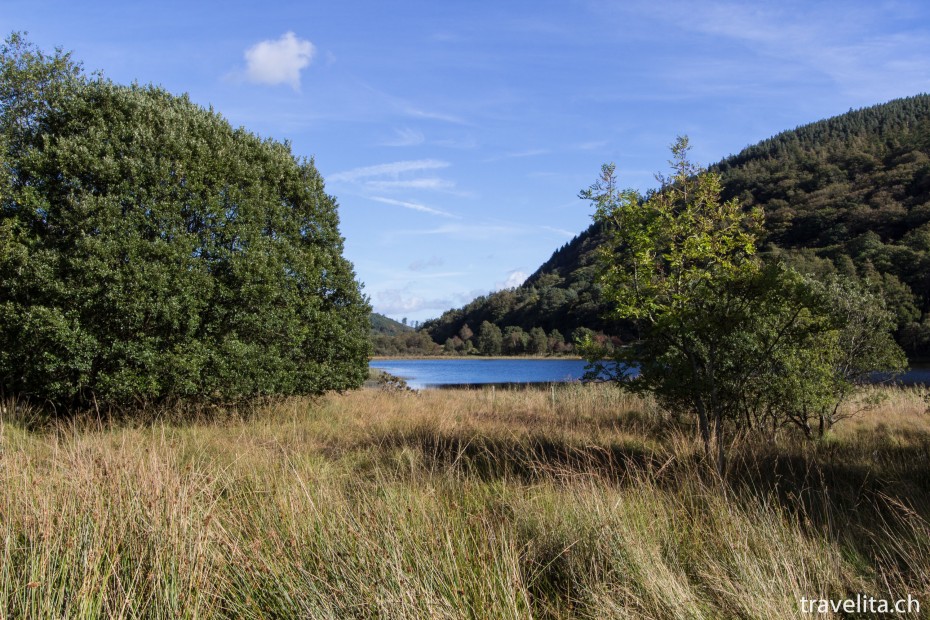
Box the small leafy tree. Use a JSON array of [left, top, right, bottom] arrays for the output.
[[547, 329, 566, 354], [774, 276, 906, 437], [528, 327, 548, 356], [580, 137, 763, 467], [579, 137, 904, 473], [458, 323, 474, 345], [502, 326, 528, 355], [477, 321, 503, 356]]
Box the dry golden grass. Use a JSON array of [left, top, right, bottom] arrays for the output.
[[0, 384, 928, 618]]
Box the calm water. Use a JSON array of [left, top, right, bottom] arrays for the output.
[[369, 359, 593, 389], [370, 358, 930, 390]]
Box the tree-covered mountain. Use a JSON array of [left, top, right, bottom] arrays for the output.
[[423, 94, 930, 356]]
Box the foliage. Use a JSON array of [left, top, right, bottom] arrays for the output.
[[528, 327, 548, 355], [547, 328, 566, 354], [502, 325, 528, 355], [579, 138, 763, 462], [0, 35, 370, 411], [374, 370, 416, 393], [773, 276, 907, 437], [374, 319, 572, 357], [458, 323, 474, 343], [476, 320, 503, 356], [371, 330, 440, 356], [581, 137, 763, 325], [579, 138, 905, 470]]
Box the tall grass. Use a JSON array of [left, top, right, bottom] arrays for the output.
[[0, 384, 928, 618]]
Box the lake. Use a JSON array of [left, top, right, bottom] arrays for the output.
[[370, 358, 930, 390], [369, 358, 593, 389]]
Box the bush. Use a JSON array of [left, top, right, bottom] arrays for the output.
[[0, 35, 370, 411]]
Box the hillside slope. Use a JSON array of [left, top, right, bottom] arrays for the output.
[[424, 94, 930, 354], [370, 313, 412, 336]]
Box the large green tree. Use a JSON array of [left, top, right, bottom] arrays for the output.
[[0, 34, 371, 411]]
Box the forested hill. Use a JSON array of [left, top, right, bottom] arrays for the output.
[[423, 94, 930, 355], [370, 313, 412, 336]]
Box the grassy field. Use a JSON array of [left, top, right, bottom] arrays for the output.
[[1, 383, 928, 618]]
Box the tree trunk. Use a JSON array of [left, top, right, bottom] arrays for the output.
[[695, 396, 712, 460], [706, 350, 724, 477], [713, 411, 725, 478], [686, 351, 713, 461]]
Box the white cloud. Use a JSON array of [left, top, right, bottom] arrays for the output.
[[374, 288, 484, 316], [329, 159, 449, 183], [370, 196, 459, 219], [374, 289, 428, 314], [496, 270, 527, 290], [244, 32, 315, 91]]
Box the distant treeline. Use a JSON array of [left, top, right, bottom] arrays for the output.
[[371, 320, 621, 357]]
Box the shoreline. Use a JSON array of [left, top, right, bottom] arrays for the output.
[[370, 355, 584, 361]]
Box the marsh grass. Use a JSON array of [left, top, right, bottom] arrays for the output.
[[1, 384, 928, 618]]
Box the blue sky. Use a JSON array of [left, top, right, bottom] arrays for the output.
[[4, 1, 930, 322]]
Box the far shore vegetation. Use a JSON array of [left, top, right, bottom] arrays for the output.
[[371, 314, 613, 358]]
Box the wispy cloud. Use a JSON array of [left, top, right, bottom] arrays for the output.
[[381, 127, 425, 147], [572, 140, 609, 151], [405, 107, 469, 125], [370, 196, 459, 219], [412, 271, 469, 279], [644, 1, 930, 103], [540, 225, 576, 238], [243, 32, 315, 91], [434, 136, 479, 149], [484, 148, 550, 162], [409, 256, 445, 271], [365, 177, 456, 191], [429, 31, 465, 43], [394, 223, 527, 240], [329, 159, 449, 183]]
